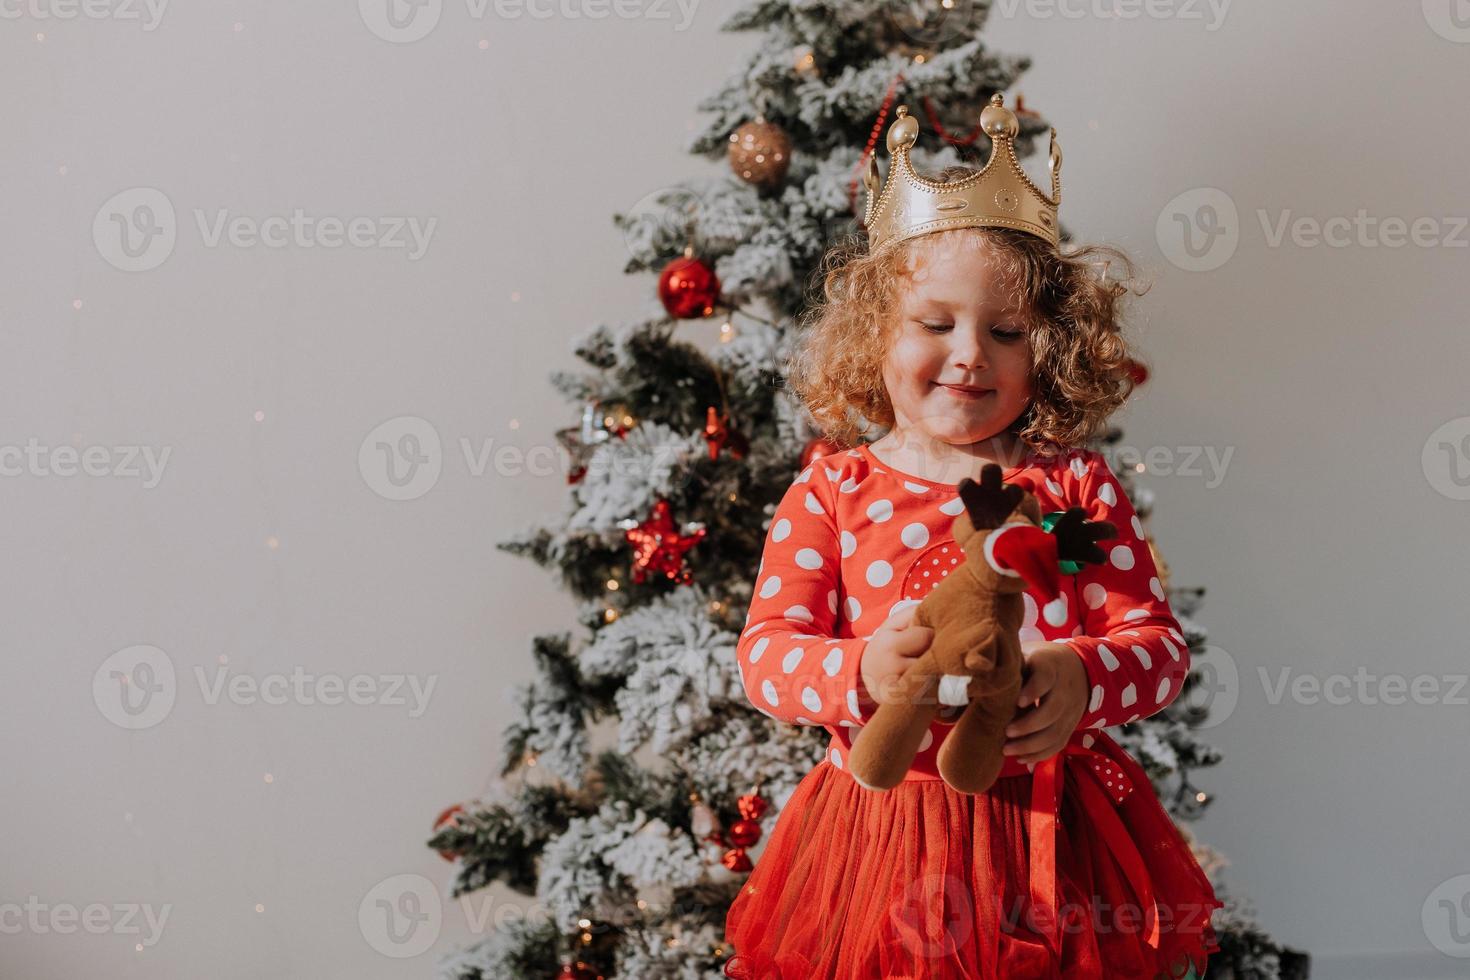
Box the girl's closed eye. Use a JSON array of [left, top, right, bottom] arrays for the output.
[[918, 321, 1026, 342]]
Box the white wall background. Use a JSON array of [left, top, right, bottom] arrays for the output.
[[3, 2, 1467, 978]]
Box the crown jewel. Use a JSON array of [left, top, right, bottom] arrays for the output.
[[862, 93, 1062, 252]]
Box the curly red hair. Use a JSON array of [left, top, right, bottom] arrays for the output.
[[788, 168, 1149, 456]]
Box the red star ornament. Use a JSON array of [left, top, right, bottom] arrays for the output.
[[624, 499, 706, 585]]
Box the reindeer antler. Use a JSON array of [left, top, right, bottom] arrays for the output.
[[1049, 507, 1117, 566], [956, 464, 1024, 530]]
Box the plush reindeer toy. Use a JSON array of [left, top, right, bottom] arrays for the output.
[[848, 464, 1117, 794]]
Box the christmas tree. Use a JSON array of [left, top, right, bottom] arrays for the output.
[[428, 3, 1309, 977]]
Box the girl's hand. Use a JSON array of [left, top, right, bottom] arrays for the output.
[[1002, 641, 1089, 765], [859, 605, 934, 706]]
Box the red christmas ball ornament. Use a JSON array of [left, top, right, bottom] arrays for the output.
[[736, 792, 769, 822], [721, 848, 754, 873], [657, 251, 720, 319], [432, 804, 465, 861], [800, 436, 844, 469], [1127, 359, 1149, 386], [727, 818, 762, 849], [555, 961, 598, 980]]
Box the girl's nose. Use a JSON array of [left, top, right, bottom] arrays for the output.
[[951, 330, 986, 371]]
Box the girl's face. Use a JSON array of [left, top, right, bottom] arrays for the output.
[[881, 234, 1034, 446]]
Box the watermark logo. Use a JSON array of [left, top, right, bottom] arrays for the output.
[[1155, 187, 1238, 272], [94, 188, 437, 270], [0, 439, 171, 487], [1422, 416, 1470, 501], [359, 0, 443, 42], [993, 0, 1231, 31], [886, 0, 984, 47], [93, 187, 177, 272], [359, 416, 444, 501], [1422, 0, 1470, 42], [360, 0, 702, 43], [359, 874, 441, 957], [1179, 644, 1237, 729], [93, 645, 177, 730], [1423, 874, 1470, 957], [0, 0, 169, 31], [0, 897, 171, 946]]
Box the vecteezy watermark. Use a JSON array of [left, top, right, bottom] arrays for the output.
[[0, 0, 168, 31], [1422, 0, 1470, 43], [1106, 443, 1234, 489], [92, 645, 438, 728], [1422, 416, 1470, 501], [93, 187, 437, 272], [359, 874, 441, 958], [358, 0, 702, 44], [1175, 644, 1237, 729], [992, 0, 1232, 31], [1424, 874, 1470, 957], [0, 897, 171, 947], [1155, 187, 1239, 272], [0, 438, 170, 488], [1157, 187, 1468, 272], [1260, 667, 1469, 708], [358, 415, 694, 502]]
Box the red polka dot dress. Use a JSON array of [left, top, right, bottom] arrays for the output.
[[723, 444, 1222, 980]]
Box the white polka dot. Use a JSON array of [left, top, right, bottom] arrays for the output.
[[1120, 683, 1137, 708], [1083, 583, 1108, 609], [841, 530, 857, 558], [1042, 593, 1068, 627], [1130, 645, 1152, 670], [1156, 677, 1171, 703], [1132, 515, 1145, 539], [1081, 734, 1095, 748], [782, 647, 805, 673], [822, 647, 843, 676], [771, 518, 792, 542], [827, 590, 838, 614], [1123, 608, 1148, 622], [761, 679, 779, 706], [1161, 636, 1181, 661], [784, 604, 814, 623], [839, 476, 860, 494], [1110, 544, 1135, 570], [844, 596, 863, 621], [1089, 685, 1104, 712], [919, 730, 934, 752], [795, 716, 812, 725], [939, 496, 965, 516], [831, 748, 844, 769], [759, 576, 781, 599], [801, 687, 823, 713], [750, 637, 769, 663], [1098, 643, 1119, 671], [1098, 482, 1117, 507], [1148, 577, 1165, 601], [866, 560, 893, 587], [804, 492, 825, 515], [903, 481, 931, 494], [824, 466, 841, 483], [795, 548, 823, 570], [794, 467, 812, 484], [1022, 593, 1038, 628], [1019, 625, 1044, 644], [866, 499, 894, 523], [846, 689, 862, 719], [900, 523, 930, 548], [1070, 456, 1087, 480], [1045, 478, 1063, 496], [888, 598, 921, 618]]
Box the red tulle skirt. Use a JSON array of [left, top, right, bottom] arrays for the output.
[[723, 734, 1221, 980]]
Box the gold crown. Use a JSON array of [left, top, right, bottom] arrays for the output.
[[862, 93, 1062, 252]]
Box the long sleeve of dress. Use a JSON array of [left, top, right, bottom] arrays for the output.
[[736, 466, 874, 729], [1060, 451, 1191, 730]]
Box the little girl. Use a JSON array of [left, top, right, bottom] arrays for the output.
[[723, 97, 1222, 979]]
